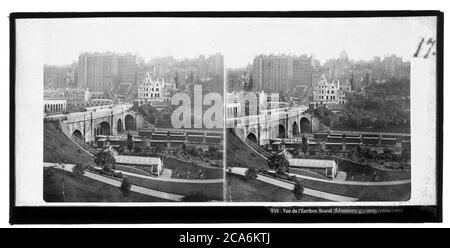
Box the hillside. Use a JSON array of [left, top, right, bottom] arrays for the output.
[[43, 121, 95, 165], [44, 167, 167, 202], [226, 129, 267, 169], [226, 174, 328, 202]]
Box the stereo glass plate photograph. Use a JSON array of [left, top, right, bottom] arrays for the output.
[[11, 12, 442, 223]]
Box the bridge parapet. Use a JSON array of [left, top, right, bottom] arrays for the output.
[[56, 104, 135, 143], [62, 104, 133, 124], [227, 106, 308, 128]]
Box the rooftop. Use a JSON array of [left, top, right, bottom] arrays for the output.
[[114, 155, 162, 166], [288, 158, 336, 169]]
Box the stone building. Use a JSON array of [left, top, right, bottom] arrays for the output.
[[137, 72, 164, 102], [44, 99, 67, 115], [313, 75, 352, 107]]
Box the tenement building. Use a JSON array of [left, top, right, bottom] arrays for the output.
[[253, 54, 315, 93], [77, 52, 139, 91]]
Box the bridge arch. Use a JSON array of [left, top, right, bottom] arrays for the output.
[[292, 121, 299, 136], [125, 114, 135, 131], [98, 121, 111, 135], [117, 118, 123, 133], [246, 133, 257, 143], [278, 124, 286, 139], [300, 117, 311, 133], [72, 129, 83, 140]]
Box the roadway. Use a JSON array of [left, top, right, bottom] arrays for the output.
[[44, 162, 183, 201], [227, 167, 358, 202]]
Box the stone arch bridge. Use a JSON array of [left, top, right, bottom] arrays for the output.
[[227, 106, 312, 146], [55, 104, 139, 143]]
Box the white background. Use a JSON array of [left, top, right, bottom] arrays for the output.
[[0, 0, 449, 227]]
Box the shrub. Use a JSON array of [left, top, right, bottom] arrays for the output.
[[187, 145, 199, 156], [85, 165, 94, 172], [268, 154, 290, 175], [72, 163, 85, 177], [288, 175, 298, 182], [383, 147, 392, 154], [120, 177, 131, 197], [100, 169, 114, 177], [293, 181, 304, 200], [245, 167, 258, 180], [208, 146, 217, 153], [116, 145, 125, 154], [113, 171, 124, 179], [94, 150, 116, 171], [134, 146, 142, 153]]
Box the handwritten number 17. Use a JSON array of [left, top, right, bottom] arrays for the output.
[[414, 37, 436, 58]]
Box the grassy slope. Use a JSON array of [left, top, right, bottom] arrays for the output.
[[43, 122, 95, 166], [299, 179, 410, 201], [126, 175, 224, 201], [338, 159, 411, 182], [44, 167, 168, 202], [226, 130, 267, 169], [226, 174, 328, 202], [162, 156, 223, 179]]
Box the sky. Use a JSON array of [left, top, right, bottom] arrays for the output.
[[43, 17, 436, 68]]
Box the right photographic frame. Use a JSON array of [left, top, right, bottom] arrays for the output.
[[224, 13, 441, 211]]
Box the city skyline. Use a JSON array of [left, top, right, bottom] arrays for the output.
[[42, 17, 435, 68]]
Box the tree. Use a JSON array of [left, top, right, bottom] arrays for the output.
[[120, 177, 131, 197], [208, 146, 217, 153], [268, 154, 290, 175], [72, 163, 85, 177], [187, 145, 199, 157], [245, 167, 258, 180], [208, 146, 218, 159], [356, 144, 362, 154], [94, 150, 116, 171], [134, 146, 142, 153], [182, 191, 209, 202], [117, 144, 125, 154], [292, 180, 304, 200], [401, 143, 411, 161], [127, 133, 134, 152], [301, 136, 309, 156], [132, 104, 163, 125], [181, 143, 188, 154]]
